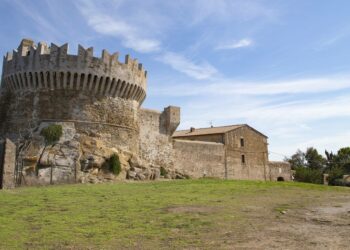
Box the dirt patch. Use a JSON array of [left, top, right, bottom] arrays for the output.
[[165, 205, 219, 214], [232, 199, 350, 249]]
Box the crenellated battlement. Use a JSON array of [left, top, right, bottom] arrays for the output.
[[1, 39, 147, 104]]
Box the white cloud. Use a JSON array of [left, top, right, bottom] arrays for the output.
[[151, 74, 350, 96], [156, 52, 218, 80], [316, 27, 350, 49], [149, 73, 350, 160], [7, 0, 60, 42], [296, 132, 350, 154], [190, 0, 278, 24], [216, 39, 254, 50], [176, 92, 350, 160], [269, 131, 350, 161], [78, 1, 161, 53]]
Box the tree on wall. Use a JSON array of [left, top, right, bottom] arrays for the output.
[[37, 124, 63, 175]]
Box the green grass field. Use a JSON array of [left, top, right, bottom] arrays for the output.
[[0, 180, 349, 249]]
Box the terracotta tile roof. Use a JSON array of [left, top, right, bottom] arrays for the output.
[[173, 124, 244, 137], [173, 124, 268, 138]]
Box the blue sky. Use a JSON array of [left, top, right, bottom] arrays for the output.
[[1, 0, 350, 160]]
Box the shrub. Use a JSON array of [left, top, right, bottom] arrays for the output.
[[107, 154, 121, 176], [40, 124, 63, 144], [294, 167, 323, 184], [160, 166, 167, 176], [328, 166, 345, 186], [332, 179, 345, 186]]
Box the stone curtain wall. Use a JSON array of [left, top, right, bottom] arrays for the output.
[[0, 139, 16, 189], [174, 134, 224, 144], [0, 140, 4, 188], [268, 161, 292, 181], [224, 127, 269, 180], [173, 139, 225, 178], [138, 108, 176, 169]]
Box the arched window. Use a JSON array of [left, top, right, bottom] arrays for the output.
[[277, 177, 284, 182]]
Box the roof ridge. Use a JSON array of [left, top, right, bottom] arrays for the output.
[[176, 124, 245, 132]]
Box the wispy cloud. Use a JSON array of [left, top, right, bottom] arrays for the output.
[[7, 0, 60, 42], [216, 39, 254, 50], [190, 0, 278, 24], [151, 74, 350, 96], [78, 1, 161, 53], [318, 28, 350, 48], [151, 72, 350, 160], [176, 90, 350, 160], [156, 52, 218, 80]]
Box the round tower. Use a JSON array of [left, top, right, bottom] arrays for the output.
[[0, 38, 147, 152]]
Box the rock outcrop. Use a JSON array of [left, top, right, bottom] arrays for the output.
[[16, 121, 181, 186]]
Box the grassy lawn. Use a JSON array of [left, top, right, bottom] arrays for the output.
[[0, 179, 349, 249]]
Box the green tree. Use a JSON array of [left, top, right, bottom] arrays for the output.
[[41, 124, 63, 144], [286, 148, 325, 184], [327, 166, 345, 186], [294, 167, 323, 184], [325, 150, 336, 171], [285, 149, 306, 170], [305, 147, 326, 170], [334, 147, 350, 173]]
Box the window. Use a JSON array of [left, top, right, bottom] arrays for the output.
[[240, 138, 244, 147], [241, 154, 245, 164]]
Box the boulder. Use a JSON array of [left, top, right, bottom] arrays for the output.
[[129, 155, 143, 169], [136, 173, 146, 180], [127, 170, 137, 180]]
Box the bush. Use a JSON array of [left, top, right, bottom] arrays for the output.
[[40, 124, 63, 144], [294, 167, 323, 184], [328, 167, 345, 186], [160, 166, 167, 176], [106, 154, 121, 176]]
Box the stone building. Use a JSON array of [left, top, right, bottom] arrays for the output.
[[0, 38, 290, 188], [173, 125, 291, 181]]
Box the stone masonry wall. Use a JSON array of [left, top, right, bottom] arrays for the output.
[[269, 161, 292, 181], [1, 90, 139, 153], [139, 108, 176, 169], [225, 127, 269, 180], [1, 39, 147, 103], [174, 134, 224, 144], [0, 139, 16, 189], [173, 139, 225, 178]]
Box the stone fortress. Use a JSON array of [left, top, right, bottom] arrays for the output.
[[0, 39, 290, 189]]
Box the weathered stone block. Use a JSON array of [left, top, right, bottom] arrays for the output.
[[0, 139, 16, 189]]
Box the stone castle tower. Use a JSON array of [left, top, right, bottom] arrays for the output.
[[0, 38, 149, 152], [0, 39, 181, 186]]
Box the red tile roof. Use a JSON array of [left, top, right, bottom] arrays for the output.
[[173, 124, 267, 138]]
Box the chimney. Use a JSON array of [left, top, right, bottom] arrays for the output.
[[190, 127, 195, 132]]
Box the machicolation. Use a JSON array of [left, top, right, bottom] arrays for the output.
[[2, 38, 147, 102]]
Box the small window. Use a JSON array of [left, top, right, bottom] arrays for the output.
[[240, 138, 244, 147], [241, 154, 245, 164]]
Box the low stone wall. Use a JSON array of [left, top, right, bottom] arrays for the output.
[[173, 139, 225, 178], [268, 161, 291, 181], [0, 139, 16, 189]]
